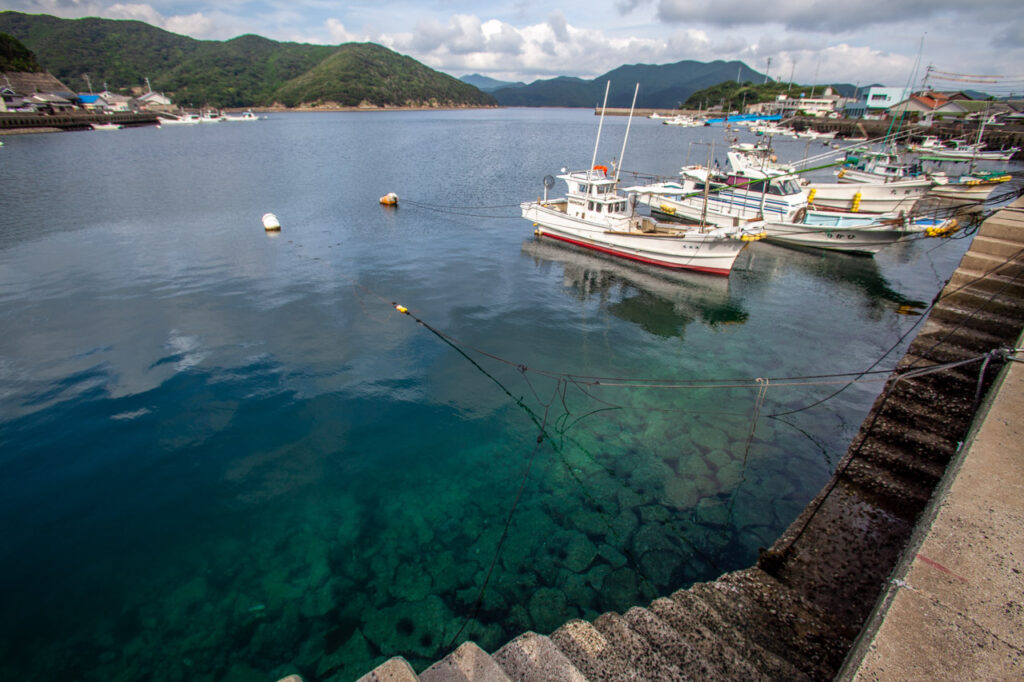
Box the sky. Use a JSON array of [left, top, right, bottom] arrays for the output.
[[4, 0, 1023, 93]]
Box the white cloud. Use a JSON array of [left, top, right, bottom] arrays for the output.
[[163, 12, 215, 38], [325, 18, 359, 44], [105, 3, 163, 24], [653, 0, 1019, 33]]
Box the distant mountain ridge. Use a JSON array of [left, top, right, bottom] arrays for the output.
[[0, 11, 495, 108], [491, 60, 767, 108], [459, 73, 525, 93]]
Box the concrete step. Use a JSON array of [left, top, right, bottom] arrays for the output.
[[961, 250, 1024, 279], [842, 454, 932, 511], [420, 642, 511, 682], [668, 588, 805, 680], [938, 287, 1024, 323], [867, 414, 958, 466], [976, 215, 1024, 242], [896, 353, 980, 391], [856, 437, 948, 485], [717, 568, 849, 676], [930, 300, 1024, 340], [916, 316, 1013, 356], [906, 326, 1004, 367], [647, 595, 763, 679], [687, 580, 820, 680], [947, 268, 1024, 299], [549, 619, 638, 681], [591, 611, 686, 680], [356, 656, 420, 682], [621, 605, 731, 679], [879, 385, 972, 440], [492, 631, 587, 682], [968, 233, 1024, 259]]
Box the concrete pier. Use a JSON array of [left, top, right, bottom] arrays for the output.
[[345, 196, 1024, 682]]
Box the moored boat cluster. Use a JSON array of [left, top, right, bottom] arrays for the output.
[[522, 87, 1015, 276]]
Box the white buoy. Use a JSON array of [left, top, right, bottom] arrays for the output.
[[262, 213, 281, 231]]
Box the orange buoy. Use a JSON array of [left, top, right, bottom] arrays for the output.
[[379, 192, 398, 206]]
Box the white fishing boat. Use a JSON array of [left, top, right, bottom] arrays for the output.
[[199, 110, 225, 123], [907, 135, 945, 153], [806, 177, 932, 213], [662, 115, 702, 127], [158, 113, 200, 125], [927, 142, 1019, 162], [521, 83, 763, 276], [762, 209, 919, 254], [90, 122, 122, 131], [633, 164, 808, 227], [928, 172, 1012, 201], [223, 110, 260, 121], [795, 129, 836, 140], [523, 170, 760, 275], [836, 148, 924, 183]]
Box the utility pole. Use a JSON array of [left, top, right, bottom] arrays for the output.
[[764, 57, 772, 84]]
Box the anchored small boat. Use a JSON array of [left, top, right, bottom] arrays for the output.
[[223, 110, 259, 122], [90, 122, 122, 131]]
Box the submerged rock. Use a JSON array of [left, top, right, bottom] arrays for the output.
[[528, 587, 570, 634], [559, 533, 598, 573], [362, 595, 453, 659]]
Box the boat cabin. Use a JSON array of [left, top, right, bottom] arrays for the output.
[[560, 170, 631, 222]]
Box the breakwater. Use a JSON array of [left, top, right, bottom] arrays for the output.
[[0, 111, 160, 132], [352, 195, 1024, 681]]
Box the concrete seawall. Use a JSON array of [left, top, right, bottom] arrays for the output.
[[349, 196, 1024, 682]]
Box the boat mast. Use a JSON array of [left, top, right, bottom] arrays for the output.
[[969, 104, 988, 176], [590, 81, 611, 180], [614, 83, 640, 184], [700, 141, 713, 231]]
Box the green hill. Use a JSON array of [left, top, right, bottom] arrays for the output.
[[0, 11, 495, 108], [0, 31, 44, 72], [492, 60, 766, 108]]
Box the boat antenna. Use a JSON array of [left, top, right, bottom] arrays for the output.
[[590, 81, 611, 180], [614, 83, 640, 184]]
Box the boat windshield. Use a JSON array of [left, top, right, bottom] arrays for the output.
[[768, 179, 802, 195]]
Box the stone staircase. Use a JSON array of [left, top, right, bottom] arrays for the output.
[[351, 197, 1024, 682], [354, 565, 844, 681]]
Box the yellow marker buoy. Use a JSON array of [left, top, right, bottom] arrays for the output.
[[394, 304, 409, 315], [262, 213, 281, 231], [380, 192, 399, 206]]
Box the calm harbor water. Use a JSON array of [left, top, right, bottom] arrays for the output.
[[0, 110, 990, 681]]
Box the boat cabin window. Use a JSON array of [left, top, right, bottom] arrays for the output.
[[767, 179, 802, 195]]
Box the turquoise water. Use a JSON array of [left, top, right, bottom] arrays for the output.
[[0, 110, 983, 681]]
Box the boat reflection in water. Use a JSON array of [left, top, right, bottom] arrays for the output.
[[740, 241, 927, 316], [522, 237, 748, 339]]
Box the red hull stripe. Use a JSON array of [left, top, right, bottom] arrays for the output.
[[538, 232, 731, 276]]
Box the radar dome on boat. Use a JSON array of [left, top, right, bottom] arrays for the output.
[[262, 213, 281, 231]]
